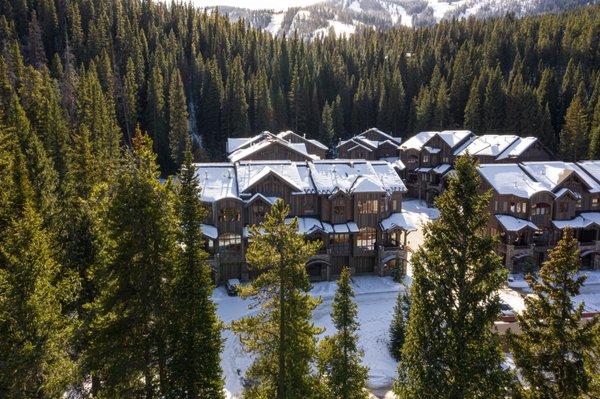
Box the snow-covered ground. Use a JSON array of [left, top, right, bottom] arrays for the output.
[[508, 271, 600, 313], [216, 199, 439, 398], [214, 276, 406, 398]]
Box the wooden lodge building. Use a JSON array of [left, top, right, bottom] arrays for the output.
[[194, 159, 418, 282], [196, 126, 598, 281], [399, 131, 554, 204], [479, 161, 600, 272]]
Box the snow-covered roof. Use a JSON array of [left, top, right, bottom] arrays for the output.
[[454, 134, 521, 157], [400, 131, 437, 150], [577, 161, 600, 184], [357, 127, 402, 145], [309, 160, 406, 195], [277, 130, 329, 151], [244, 193, 280, 206], [285, 217, 333, 235], [495, 215, 538, 232], [478, 164, 548, 199], [236, 162, 313, 194], [380, 211, 420, 232], [380, 157, 406, 171], [200, 224, 218, 239], [496, 137, 539, 160], [332, 222, 360, 234], [226, 137, 251, 154], [553, 213, 600, 229], [520, 161, 600, 194], [432, 164, 452, 175], [194, 163, 239, 201], [424, 146, 441, 154], [437, 130, 473, 148]]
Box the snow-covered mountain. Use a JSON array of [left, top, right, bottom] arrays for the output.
[[204, 0, 596, 38]]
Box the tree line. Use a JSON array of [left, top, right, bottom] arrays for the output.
[[1, 0, 600, 172]]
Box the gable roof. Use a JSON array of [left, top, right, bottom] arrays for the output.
[[228, 135, 318, 163], [520, 161, 600, 194], [401, 130, 473, 151], [194, 163, 239, 202], [478, 164, 549, 199], [277, 130, 328, 150], [357, 127, 402, 145], [236, 162, 312, 194]]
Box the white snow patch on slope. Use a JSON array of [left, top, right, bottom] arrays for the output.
[[266, 12, 285, 34]]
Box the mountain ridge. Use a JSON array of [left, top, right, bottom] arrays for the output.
[[205, 0, 597, 38]]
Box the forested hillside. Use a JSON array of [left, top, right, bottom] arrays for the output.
[[0, 0, 599, 172]]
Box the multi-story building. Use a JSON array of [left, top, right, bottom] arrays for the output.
[[453, 134, 554, 164], [399, 130, 474, 201], [399, 131, 554, 204], [226, 131, 326, 162], [478, 161, 600, 272], [194, 159, 416, 282], [336, 128, 403, 161]]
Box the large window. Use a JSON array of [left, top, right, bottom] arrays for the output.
[[357, 227, 376, 250], [593, 198, 600, 208], [331, 234, 350, 246], [532, 203, 549, 215], [218, 208, 240, 222], [358, 200, 378, 215], [219, 233, 242, 249]]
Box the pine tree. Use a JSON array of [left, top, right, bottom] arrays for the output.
[[222, 56, 249, 138], [483, 66, 505, 133], [199, 59, 224, 157], [85, 130, 178, 397], [589, 98, 600, 159], [168, 139, 224, 398], [27, 11, 47, 68], [434, 78, 451, 129], [320, 101, 335, 147], [232, 200, 323, 399], [0, 126, 76, 397], [395, 155, 511, 399], [560, 92, 589, 162], [389, 288, 410, 361], [147, 63, 168, 165], [122, 57, 138, 144], [317, 268, 369, 399], [415, 85, 434, 132], [511, 229, 598, 398], [168, 69, 189, 169], [464, 73, 486, 134]]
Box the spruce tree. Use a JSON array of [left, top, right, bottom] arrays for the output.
[[483, 66, 505, 133], [434, 78, 451, 129], [222, 56, 249, 138], [395, 155, 511, 399], [85, 130, 178, 397], [464, 73, 485, 134], [320, 101, 335, 147], [589, 97, 600, 159], [511, 229, 598, 398], [0, 126, 76, 397], [167, 138, 224, 398], [560, 93, 589, 161], [232, 200, 323, 399], [318, 267, 369, 399], [168, 69, 189, 169], [389, 288, 410, 361]]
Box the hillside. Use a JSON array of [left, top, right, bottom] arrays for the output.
[[208, 0, 597, 37]]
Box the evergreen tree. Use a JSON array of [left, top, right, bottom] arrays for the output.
[[395, 156, 511, 399], [0, 126, 76, 397], [122, 57, 138, 144], [483, 66, 505, 133], [560, 92, 589, 161], [464, 73, 486, 134], [147, 64, 168, 166], [511, 229, 598, 398], [320, 101, 335, 147], [85, 130, 178, 397], [199, 59, 224, 157], [168, 139, 224, 398], [389, 288, 410, 361], [589, 98, 600, 159], [232, 200, 323, 399], [414, 85, 434, 132], [222, 56, 249, 138], [434, 78, 451, 129], [168, 69, 189, 169], [317, 268, 369, 399]]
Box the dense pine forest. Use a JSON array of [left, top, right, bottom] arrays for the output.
[[1, 0, 600, 398], [1, 0, 600, 171]]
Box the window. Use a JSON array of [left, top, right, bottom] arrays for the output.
[[510, 202, 516, 213], [408, 156, 418, 164], [559, 202, 568, 213], [533, 204, 549, 215], [331, 234, 350, 245], [388, 231, 401, 246], [593, 198, 600, 208], [392, 199, 398, 211], [219, 233, 241, 249], [357, 227, 376, 250], [219, 208, 240, 222], [515, 202, 527, 213], [502, 201, 508, 212], [381, 198, 388, 212], [494, 201, 499, 212], [333, 205, 345, 216], [576, 199, 582, 209], [253, 204, 266, 221], [442, 156, 449, 163], [358, 200, 378, 214], [302, 196, 314, 214], [423, 155, 429, 163]]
